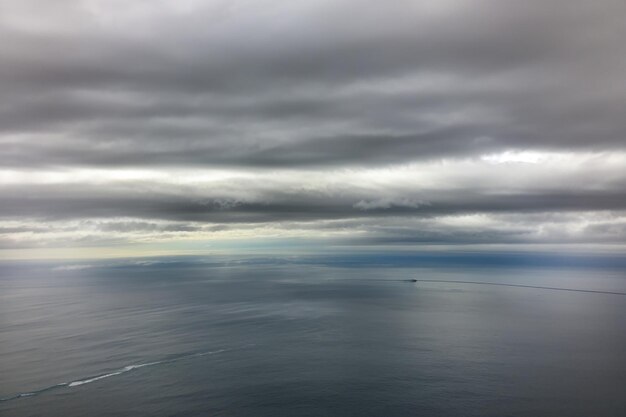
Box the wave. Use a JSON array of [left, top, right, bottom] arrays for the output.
[[52, 264, 95, 271], [1, 347, 245, 403]]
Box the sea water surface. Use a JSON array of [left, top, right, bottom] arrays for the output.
[[1, 254, 625, 416]]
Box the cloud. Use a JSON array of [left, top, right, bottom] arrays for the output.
[[1, 0, 625, 169], [354, 198, 430, 211], [1, 1, 625, 256]]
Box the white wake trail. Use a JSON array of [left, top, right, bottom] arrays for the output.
[[1, 346, 251, 403]]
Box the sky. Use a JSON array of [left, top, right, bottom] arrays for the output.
[[1, 0, 625, 259]]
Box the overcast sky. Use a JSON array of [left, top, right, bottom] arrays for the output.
[[1, 0, 625, 259]]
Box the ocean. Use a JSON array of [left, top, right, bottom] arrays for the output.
[[1, 255, 625, 416]]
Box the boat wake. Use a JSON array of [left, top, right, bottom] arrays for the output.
[[409, 279, 626, 296], [0, 346, 250, 403]]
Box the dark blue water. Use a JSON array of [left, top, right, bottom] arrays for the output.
[[1, 256, 625, 416]]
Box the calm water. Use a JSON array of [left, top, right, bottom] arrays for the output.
[[1, 256, 625, 416]]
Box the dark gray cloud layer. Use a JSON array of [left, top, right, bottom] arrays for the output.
[[1, 0, 625, 168], [2, 183, 626, 223], [1, 0, 626, 254]]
